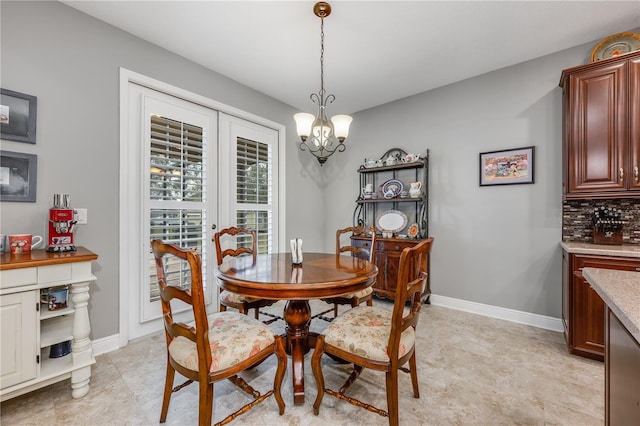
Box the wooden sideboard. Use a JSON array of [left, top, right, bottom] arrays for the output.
[[352, 236, 430, 302], [0, 248, 98, 401], [352, 148, 431, 302]]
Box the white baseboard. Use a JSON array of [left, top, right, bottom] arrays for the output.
[[92, 333, 121, 356], [90, 296, 563, 356], [429, 294, 564, 332]]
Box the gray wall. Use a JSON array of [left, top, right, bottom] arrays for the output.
[[0, 1, 325, 340], [323, 34, 639, 318]]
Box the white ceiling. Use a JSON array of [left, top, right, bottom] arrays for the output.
[[62, 1, 640, 114]]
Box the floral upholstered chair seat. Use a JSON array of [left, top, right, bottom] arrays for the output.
[[323, 305, 415, 362], [169, 311, 276, 373], [337, 286, 373, 300], [219, 289, 261, 304]]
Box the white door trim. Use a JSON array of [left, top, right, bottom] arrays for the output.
[[118, 68, 286, 347]]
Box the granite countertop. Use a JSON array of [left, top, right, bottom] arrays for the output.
[[560, 241, 640, 258], [583, 267, 640, 342]]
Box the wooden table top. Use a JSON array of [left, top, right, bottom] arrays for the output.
[[0, 247, 98, 270], [215, 252, 378, 300]]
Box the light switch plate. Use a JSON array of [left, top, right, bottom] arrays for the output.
[[75, 208, 88, 225]]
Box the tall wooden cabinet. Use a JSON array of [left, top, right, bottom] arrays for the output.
[[562, 248, 640, 361], [560, 50, 640, 198], [0, 248, 98, 401], [352, 148, 431, 301]]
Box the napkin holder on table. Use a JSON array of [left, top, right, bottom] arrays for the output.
[[290, 238, 303, 266]]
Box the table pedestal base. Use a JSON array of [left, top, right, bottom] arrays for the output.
[[284, 300, 312, 405]]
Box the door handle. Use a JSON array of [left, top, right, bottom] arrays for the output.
[[211, 224, 217, 230], [619, 168, 624, 182], [635, 166, 639, 181]]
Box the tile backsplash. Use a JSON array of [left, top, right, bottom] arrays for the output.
[[562, 198, 640, 245]]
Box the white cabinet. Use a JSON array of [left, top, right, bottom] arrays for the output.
[[1, 291, 38, 388], [0, 248, 98, 401]]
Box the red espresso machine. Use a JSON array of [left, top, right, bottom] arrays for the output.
[[46, 194, 77, 252]]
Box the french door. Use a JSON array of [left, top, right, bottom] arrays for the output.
[[218, 113, 279, 255], [120, 72, 284, 344], [126, 84, 217, 340]]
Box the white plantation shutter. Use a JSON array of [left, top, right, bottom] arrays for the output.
[[236, 137, 272, 254], [147, 115, 208, 303]]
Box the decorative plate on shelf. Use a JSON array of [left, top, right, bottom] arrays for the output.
[[376, 210, 408, 233], [407, 223, 420, 238], [379, 179, 403, 197], [591, 32, 640, 62]]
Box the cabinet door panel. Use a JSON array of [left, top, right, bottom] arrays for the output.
[[630, 57, 640, 191], [607, 309, 640, 425], [568, 254, 640, 360], [567, 62, 627, 192], [572, 273, 605, 357], [1, 291, 38, 389]]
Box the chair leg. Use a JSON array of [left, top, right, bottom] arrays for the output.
[[198, 380, 214, 426], [219, 303, 227, 312], [409, 351, 420, 398], [385, 369, 399, 426], [333, 304, 339, 318], [366, 296, 373, 307], [254, 308, 260, 320], [273, 336, 287, 415], [160, 359, 175, 423], [311, 335, 326, 415]]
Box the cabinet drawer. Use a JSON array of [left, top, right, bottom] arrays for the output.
[[37, 264, 73, 285], [573, 255, 640, 272], [377, 240, 418, 252], [0, 268, 37, 290], [351, 239, 372, 250]]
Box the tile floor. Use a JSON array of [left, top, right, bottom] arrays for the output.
[[1, 301, 604, 425]]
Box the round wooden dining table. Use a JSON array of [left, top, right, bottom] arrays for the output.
[[215, 252, 378, 405]]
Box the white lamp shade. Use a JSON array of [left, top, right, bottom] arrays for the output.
[[294, 113, 315, 138], [331, 114, 353, 140]]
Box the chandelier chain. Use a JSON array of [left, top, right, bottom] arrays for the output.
[[320, 15, 325, 100]]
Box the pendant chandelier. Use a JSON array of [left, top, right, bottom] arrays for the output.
[[294, 2, 352, 166]]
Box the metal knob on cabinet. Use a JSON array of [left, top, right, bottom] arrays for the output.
[[619, 167, 624, 182], [635, 166, 639, 181]]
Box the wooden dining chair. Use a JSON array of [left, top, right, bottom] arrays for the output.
[[311, 237, 434, 426], [214, 226, 281, 325], [151, 240, 286, 426], [313, 226, 376, 322]]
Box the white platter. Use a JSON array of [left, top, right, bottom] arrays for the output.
[[376, 210, 408, 233]]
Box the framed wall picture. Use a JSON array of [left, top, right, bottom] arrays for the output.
[[479, 146, 535, 186], [0, 89, 37, 144], [0, 150, 37, 202]]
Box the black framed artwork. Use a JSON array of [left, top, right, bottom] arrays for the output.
[[0, 150, 37, 202], [479, 146, 535, 186], [0, 89, 37, 144]]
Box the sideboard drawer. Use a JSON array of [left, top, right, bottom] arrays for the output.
[[37, 264, 72, 285], [0, 268, 37, 290]]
